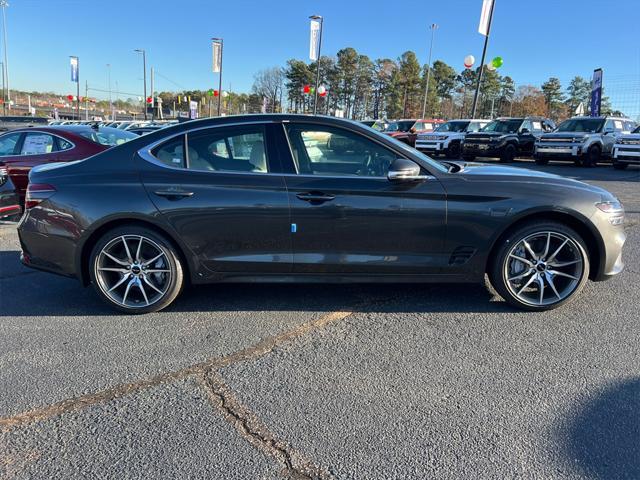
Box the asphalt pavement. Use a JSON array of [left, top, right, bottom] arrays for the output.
[[0, 160, 638, 479]]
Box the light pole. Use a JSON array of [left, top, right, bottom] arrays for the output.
[[0, 0, 9, 111], [421, 23, 438, 119], [309, 15, 323, 115], [0, 61, 4, 115], [212, 38, 224, 116], [471, 0, 496, 118], [134, 49, 147, 120], [106, 63, 112, 120]]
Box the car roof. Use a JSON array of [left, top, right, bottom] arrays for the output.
[[566, 115, 631, 121]]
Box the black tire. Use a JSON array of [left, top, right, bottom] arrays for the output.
[[462, 154, 475, 162], [445, 142, 461, 159], [488, 221, 590, 311], [89, 226, 184, 314], [534, 156, 549, 165], [500, 144, 517, 163], [582, 145, 601, 167], [613, 161, 628, 170]]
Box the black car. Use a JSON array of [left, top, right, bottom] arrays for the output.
[[0, 162, 21, 220], [463, 117, 555, 163], [18, 115, 625, 313]]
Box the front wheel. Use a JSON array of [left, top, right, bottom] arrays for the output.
[[582, 145, 601, 167], [500, 144, 517, 163], [89, 226, 184, 314], [445, 142, 462, 159], [489, 221, 590, 311]]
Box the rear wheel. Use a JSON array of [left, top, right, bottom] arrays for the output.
[[89, 226, 184, 314], [582, 145, 601, 167], [489, 221, 590, 311], [500, 144, 517, 163]]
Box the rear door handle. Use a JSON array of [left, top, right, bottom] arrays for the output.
[[153, 189, 194, 199], [296, 192, 335, 203]]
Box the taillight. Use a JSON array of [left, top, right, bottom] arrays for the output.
[[25, 183, 57, 209], [0, 165, 7, 177]]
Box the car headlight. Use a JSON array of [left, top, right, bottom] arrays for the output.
[[575, 135, 589, 143], [596, 200, 625, 225]]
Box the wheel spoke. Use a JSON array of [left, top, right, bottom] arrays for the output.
[[509, 254, 533, 267], [548, 269, 578, 280], [121, 236, 134, 264], [547, 239, 569, 264], [107, 274, 129, 293], [121, 278, 135, 304], [536, 275, 545, 304], [142, 252, 165, 267], [508, 269, 533, 282], [135, 236, 144, 263], [98, 267, 129, 273], [546, 273, 562, 299], [517, 273, 538, 296], [548, 259, 581, 268], [145, 269, 170, 274], [541, 233, 551, 259], [103, 252, 129, 266], [523, 240, 538, 260], [137, 281, 149, 306], [143, 276, 164, 295]]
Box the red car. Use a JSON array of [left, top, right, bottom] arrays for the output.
[[0, 125, 137, 203], [384, 118, 445, 147]]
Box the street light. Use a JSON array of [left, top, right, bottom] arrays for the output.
[[134, 49, 147, 120], [1, 0, 10, 110], [421, 23, 438, 119], [309, 15, 323, 115]]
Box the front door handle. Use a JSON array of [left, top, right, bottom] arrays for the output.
[[296, 192, 335, 203], [154, 189, 194, 199]]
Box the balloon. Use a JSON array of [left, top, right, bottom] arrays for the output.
[[464, 55, 475, 69], [317, 85, 326, 95], [486, 63, 496, 71], [221, 91, 229, 98], [491, 56, 503, 68]]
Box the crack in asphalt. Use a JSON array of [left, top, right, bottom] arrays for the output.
[[198, 371, 333, 480], [0, 310, 353, 432]]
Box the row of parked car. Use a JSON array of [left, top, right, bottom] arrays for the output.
[[361, 115, 639, 169]]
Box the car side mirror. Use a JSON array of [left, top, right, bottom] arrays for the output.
[[520, 128, 530, 134], [388, 158, 427, 182], [410, 127, 417, 134]]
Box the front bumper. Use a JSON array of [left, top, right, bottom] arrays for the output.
[[535, 143, 584, 158], [613, 147, 640, 163], [589, 211, 627, 282], [415, 140, 449, 154], [462, 143, 502, 157]]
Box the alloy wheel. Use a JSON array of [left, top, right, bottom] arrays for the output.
[[94, 235, 173, 309], [503, 231, 584, 307]]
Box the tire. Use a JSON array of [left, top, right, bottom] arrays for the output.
[[500, 144, 517, 163], [445, 142, 461, 159], [613, 161, 628, 170], [534, 156, 549, 166], [489, 221, 590, 311], [462, 155, 475, 162], [582, 145, 601, 167], [89, 226, 184, 314]]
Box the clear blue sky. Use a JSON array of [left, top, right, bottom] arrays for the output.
[[5, 0, 640, 104]]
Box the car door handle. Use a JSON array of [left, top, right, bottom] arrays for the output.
[[296, 192, 335, 203], [153, 189, 194, 199]]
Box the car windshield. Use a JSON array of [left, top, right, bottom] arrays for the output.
[[481, 119, 523, 133], [386, 120, 415, 132], [556, 118, 605, 133], [435, 121, 469, 133], [78, 127, 137, 146]]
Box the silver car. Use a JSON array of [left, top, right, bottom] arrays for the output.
[[415, 119, 490, 159]]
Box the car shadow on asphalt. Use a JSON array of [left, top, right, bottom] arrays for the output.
[[0, 249, 515, 316], [559, 377, 640, 479]]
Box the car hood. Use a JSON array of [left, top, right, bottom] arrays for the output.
[[384, 131, 409, 137], [456, 162, 610, 195], [465, 132, 511, 140]]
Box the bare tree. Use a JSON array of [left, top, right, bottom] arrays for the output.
[[252, 67, 285, 113]]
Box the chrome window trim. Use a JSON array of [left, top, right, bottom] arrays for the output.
[[137, 119, 436, 181], [15, 130, 77, 157]]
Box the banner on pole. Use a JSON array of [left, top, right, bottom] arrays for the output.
[[478, 0, 494, 36], [590, 68, 603, 117], [70, 56, 79, 83], [212, 41, 222, 73], [189, 100, 198, 119], [309, 19, 320, 61]]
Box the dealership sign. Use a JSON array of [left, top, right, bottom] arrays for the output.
[[591, 68, 603, 117], [70, 56, 79, 83], [309, 19, 321, 61]]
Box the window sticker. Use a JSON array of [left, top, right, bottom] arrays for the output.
[[22, 135, 53, 155]]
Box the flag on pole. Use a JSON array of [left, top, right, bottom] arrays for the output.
[[70, 56, 79, 83], [478, 0, 494, 36], [212, 41, 222, 73], [309, 19, 320, 61], [590, 68, 603, 117]]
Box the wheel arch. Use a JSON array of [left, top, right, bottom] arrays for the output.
[[486, 209, 604, 281], [77, 216, 195, 286]]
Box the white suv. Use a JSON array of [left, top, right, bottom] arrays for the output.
[[415, 119, 489, 159], [613, 125, 640, 170]]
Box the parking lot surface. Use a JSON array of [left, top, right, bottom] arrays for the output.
[[0, 161, 638, 479]]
